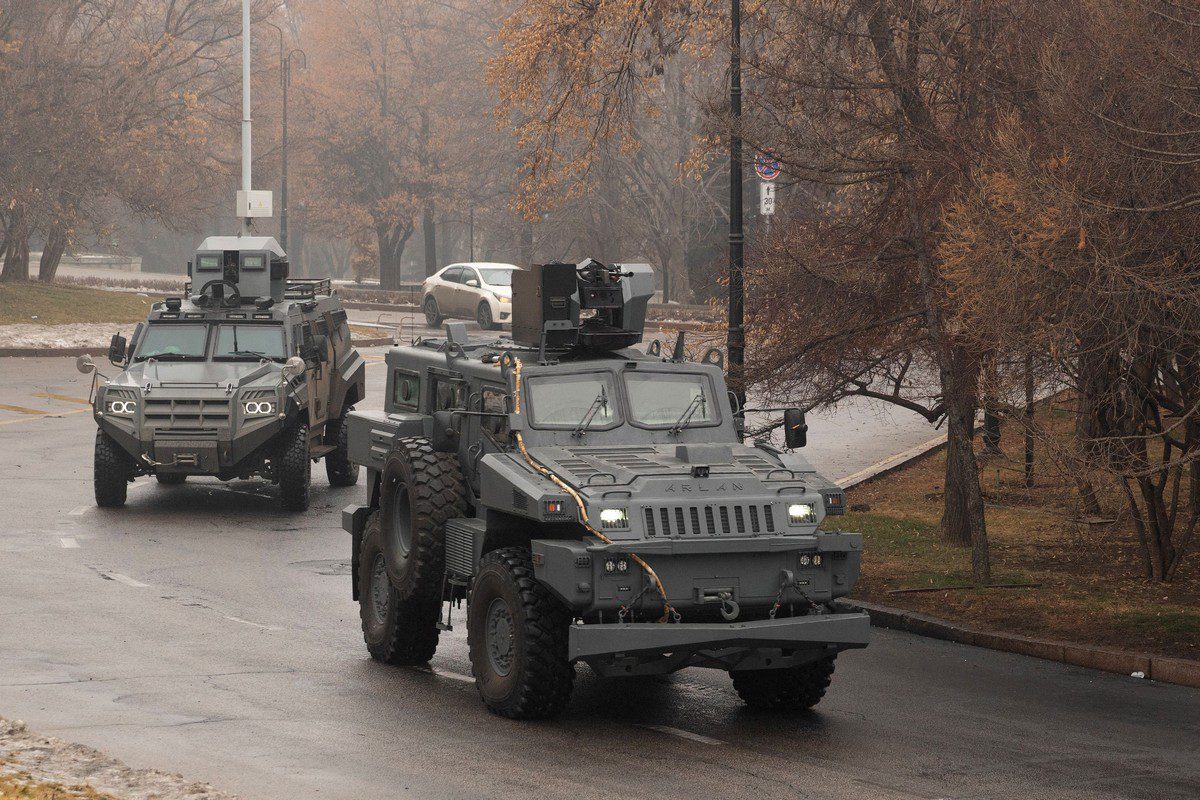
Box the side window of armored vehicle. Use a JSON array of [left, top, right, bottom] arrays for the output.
[[392, 370, 420, 411], [480, 386, 509, 437], [432, 376, 466, 412], [330, 310, 349, 343]]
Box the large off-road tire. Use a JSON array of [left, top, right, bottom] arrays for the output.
[[476, 301, 497, 331], [359, 510, 441, 665], [324, 405, 360, 487], [278, 423, 311, 512], [423, 295, 444, 327], [94, 430, 132, 508], [467, 547, 575, 719], [379, 437, 467, 602], [731, 655, 836, 711], [155, 473, 186, 485]]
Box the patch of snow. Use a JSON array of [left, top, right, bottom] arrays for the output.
[[0, 323, 128, 349]]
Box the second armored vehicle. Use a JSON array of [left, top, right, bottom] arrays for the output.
[[341, 259, 868, 718], [81, 236, 365, 511]]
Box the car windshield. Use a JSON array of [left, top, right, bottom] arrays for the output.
[[133, 324, 208, 361], [625, 372, 719, 428], [526, 372, 619, 429], [479, 268, 515, 287], [213, 324, 287, 360]]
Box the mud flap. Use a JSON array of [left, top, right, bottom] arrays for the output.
[[343, 504, 371, 600]]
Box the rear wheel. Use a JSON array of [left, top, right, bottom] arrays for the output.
[[476, 301, 497, 331], [423, 296, 444, 327], [324, 405, 359, 487], [94, 430, 132, 508], [731, 655, 836, 710], [278, 423, 311, 511], [359, 511, 441, 664], [467, 547, 575, 719], [155, 473, 186, 485]]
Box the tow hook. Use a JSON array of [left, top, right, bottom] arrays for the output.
[[717, 591, 740, 622]]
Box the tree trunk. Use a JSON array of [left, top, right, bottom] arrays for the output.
[[940, 349, 991, 582], [37, 223, 68, 283], [422, 204, 437, 278], [377, 222, 412, 291], [1, 207, 30, 283]]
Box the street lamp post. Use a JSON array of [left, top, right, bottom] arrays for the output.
[[727, 0, 747, 426]]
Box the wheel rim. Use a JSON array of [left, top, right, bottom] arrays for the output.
[[369, 554, 390, 625], [425, 298, 438, 324], [390, 483, 413, 559], [478, 305, 491, 327], [485, 597, 516, 676]]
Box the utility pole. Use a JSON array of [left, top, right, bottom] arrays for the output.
[[727, 0, 746, 419], [280, 48, 306, 251], [240, 0, 252, 236]]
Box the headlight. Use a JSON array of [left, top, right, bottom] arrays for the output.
[[788, 503, 816, 525], [106, 399, 137, 415], [494, 293, 511, 304], [244, 400, 275, 416], [598, 508, 629, 529]]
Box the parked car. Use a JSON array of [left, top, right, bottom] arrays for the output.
[[422, 262, 520, 330]]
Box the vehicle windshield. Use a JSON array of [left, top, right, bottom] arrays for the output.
[[133, 324, 208, 361], [624, 372, 719, 428], [526, 372, 619, 429], [479, 268, 515, 287], [213, 324, 287, 360]]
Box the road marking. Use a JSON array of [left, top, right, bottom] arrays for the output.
[[32, 392, 92, 406], [0, 402, 49, 415], [100, 572, 150, 588], [637, 725, 723, 745], [59, 537, 80, 549], [0, 408, 89, 427], [223, 615, 283, 631], [68, 506, 87, 516], [432, 669, 475, 684]]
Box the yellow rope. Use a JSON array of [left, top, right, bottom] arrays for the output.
[[509, 356, 674, 623]]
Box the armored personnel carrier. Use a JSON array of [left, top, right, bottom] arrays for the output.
[[341, 259, 868, 718], [79, 236, 365, 511]]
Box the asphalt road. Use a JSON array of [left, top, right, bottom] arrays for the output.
[[0, 354, 1197, 800]]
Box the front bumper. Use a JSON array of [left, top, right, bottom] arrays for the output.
[[569, 611, 870, 675]]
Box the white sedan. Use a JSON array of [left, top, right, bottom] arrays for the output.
[[422, 262, 520, 330]]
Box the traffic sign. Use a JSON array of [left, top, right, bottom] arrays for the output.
[[754, 151, 782, 181], [760, 182, 776, 216]]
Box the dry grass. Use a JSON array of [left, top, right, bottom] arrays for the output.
[[0, 284, 157, 325], [833, 407, 1200, 659], [0, 770, 115, 800]]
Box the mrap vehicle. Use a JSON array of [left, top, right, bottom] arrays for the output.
[[78, 236, 365, 511], [341, 259, 868, 718]]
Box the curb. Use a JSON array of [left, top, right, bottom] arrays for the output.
[[833, 598, 1200, 689], [0, 346, 107, 358], [837, 432, 949, 489]]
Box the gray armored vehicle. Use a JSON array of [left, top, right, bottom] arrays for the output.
[[341, 259, 868, 718], [80, 236, 366, 511]]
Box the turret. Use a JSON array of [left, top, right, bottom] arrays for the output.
[[511, 259, 655, 354], [189, 236, 290, 305]]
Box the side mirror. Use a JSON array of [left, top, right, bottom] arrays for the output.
[[76, 354, 96, 375], [281, 355, 306, 379], [783, 408, 808, 449], [465, 278, 480, 288], [107, 334, 128, 366]]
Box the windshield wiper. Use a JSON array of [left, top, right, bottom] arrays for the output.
[[225, 349, 268, 358], [572, 386, 609, 437], [669, 394, 706, 435]]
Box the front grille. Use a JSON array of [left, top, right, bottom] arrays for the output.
[[144, 397, 232, 430], [642, 503, 778, 537]]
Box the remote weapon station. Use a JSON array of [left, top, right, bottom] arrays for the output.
[[341, 259, 869, 718], [77, 6, 364, 511]]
